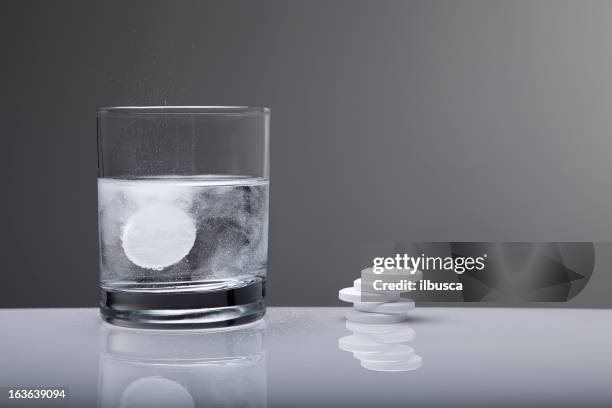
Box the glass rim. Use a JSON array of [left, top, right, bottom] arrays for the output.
[[97, 106, 270, 117]]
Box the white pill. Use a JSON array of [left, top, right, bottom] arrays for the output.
[[353, 278, 362, 290], [339, 287, 399, 304], [354, 344, 415, 362], [338, 334, 389, 353], [345, 309, 408, 324], [122, 204, 196, 270], [352, 301, 386, 313], [354, 298, 415, 314], [361, 354, 422, 372]]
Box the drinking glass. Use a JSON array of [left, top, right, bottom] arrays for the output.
[[97, 106, 269, 328]]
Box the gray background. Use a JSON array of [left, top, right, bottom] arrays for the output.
[[2, 0, 612, 308]]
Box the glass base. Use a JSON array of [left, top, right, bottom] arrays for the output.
[[100, 279, 265, 329]]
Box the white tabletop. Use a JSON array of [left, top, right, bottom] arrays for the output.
[[1, 307, 611, 407]]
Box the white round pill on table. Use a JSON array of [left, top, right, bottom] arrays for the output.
[[122, 204, 196, 270], [351, 301, 385, 313], [339, 287, 399, 303], [353, 298, 415, 314], [338, 287, 400, 303], [345, 309, 408, 324]]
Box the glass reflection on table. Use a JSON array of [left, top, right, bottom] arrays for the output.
[[98, 320, 266, 408]]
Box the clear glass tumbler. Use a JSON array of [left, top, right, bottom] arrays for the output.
[[97, 106, 269, 328]]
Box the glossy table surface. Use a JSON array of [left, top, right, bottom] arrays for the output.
[[0, 307, 611, 407]]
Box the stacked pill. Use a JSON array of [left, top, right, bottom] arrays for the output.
[[337, 269, 422, 371], [338, 267, 421, 323]]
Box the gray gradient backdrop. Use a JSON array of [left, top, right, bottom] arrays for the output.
[[2, 0, 612, 308]]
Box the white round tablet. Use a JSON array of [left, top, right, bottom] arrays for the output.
[[353, 298, 415, 314], [339, 287, 399, 303], [122, 204, 196, 270]]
